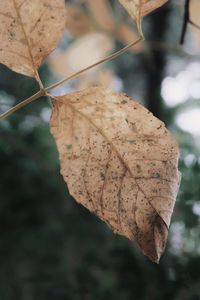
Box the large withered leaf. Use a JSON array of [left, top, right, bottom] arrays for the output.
[[0, 0, 65, 79], [50, 87, 180, 262], [119, 0, 168, 33]]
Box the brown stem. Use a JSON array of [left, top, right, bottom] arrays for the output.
[[45, 37, 143, 92], [0, 90, 45, 121], [188, 19, 200, 30], [0, 37, 143, 121]]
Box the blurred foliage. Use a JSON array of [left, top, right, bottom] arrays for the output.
[[0, 1, 200, 299]]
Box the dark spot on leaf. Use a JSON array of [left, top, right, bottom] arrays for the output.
[[121, 100, 127, 104], [100, 172, 105, 180], [128, 140, 135, 144], [153, 173, 161, 179], [66, 144, 72, 150]]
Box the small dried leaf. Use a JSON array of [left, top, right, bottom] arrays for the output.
[[50, 87, 180, 263], [119, 0, 168, 34], [0, 0, 66, 78]]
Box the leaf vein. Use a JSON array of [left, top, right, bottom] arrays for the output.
[[30, 9, 47, 34]]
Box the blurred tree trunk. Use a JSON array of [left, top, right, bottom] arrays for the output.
[[144, 3, 171, 121]]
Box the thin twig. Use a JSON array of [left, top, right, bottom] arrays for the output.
[[0, 37, 143, 121], [180, 0, 190, 45], [0, 90, 45, 121], [45, 37, 143, 92], [188, 19, 200, 30]]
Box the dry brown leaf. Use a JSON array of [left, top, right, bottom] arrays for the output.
[[50, 86, 180, 263], [0, 0, 66, 79], [66, 4, 94, 37], [48, 32, 114, 79], [119, 0, 168, 34]]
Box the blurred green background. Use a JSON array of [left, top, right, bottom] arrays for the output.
[[0, 1, 200, 299]]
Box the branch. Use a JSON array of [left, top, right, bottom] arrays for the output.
[[0, 90, 45, 121], [188, 19, 200, 30], [0, 37, 143, 121], [45, 37, 143, 92]]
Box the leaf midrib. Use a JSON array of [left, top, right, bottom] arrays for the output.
[[52, 97, 171, 228], [12, 0, 38, 77]]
